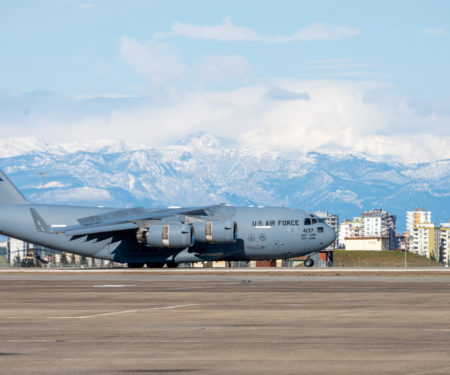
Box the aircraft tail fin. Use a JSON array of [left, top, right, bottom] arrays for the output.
[[30, 208, 55, 233], [0, 170, 28, 205]]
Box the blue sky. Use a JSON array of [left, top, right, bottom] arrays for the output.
[[0, 0, 449, 162]]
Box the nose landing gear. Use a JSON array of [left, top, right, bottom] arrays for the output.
[[304, 258, 314, 268]]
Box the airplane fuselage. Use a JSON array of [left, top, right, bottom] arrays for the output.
[[0, 203, 336, 264]]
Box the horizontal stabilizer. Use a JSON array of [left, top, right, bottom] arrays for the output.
[[30, 208, 54, 233]]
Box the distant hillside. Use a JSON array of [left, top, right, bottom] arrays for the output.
[[333, 250, 442, 267]]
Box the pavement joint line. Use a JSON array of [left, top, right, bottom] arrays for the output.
[[47, 303, 199, 319]]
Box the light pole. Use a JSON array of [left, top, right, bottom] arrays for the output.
[[38, 171, 47, 203]]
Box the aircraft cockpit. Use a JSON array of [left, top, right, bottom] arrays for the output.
[[304, 214, 322, 225], [304, 214, 326, 233]]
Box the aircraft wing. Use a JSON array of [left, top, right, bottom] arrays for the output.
[[30, 205, 217, 236]]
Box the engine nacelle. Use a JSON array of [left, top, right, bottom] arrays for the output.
[[193, 220, 237, 244], [137, 224, 194, 248]]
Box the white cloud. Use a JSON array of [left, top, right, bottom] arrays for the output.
[[28, 181, 70, 189], [196, 54, 252, 84], [169, 17, 261, 41], [1, 81, 449, 163], [158, 17, 359, 42], [423, 27, 447, 36], [266, 87, 310, 101], [119, 37, 188, 84]]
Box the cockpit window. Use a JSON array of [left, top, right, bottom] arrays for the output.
[[318, 227, 324, 233], [318, 218, 325, 223], [312, 218, 317, 224], [304, 218, 311, 225]]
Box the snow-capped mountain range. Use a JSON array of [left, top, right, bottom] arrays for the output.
[[0, 134, 449, 232]]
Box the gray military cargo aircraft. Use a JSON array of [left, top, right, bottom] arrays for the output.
[[0, 170, 336, 268]]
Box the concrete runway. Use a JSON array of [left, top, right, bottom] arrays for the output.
[[1, 270, 450, 374]]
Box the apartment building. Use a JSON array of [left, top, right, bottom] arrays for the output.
[[411, 223, 441, 260], [406, 208, 431, 234], [361, 209, 396, 250], [338, 217, 363, 248], [440, 223, 450, 265]]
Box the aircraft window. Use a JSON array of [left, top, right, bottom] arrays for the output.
[[318, 218, 325, 223], [312, 218, 317, 224], [304, 218, 311, 225], [318, 227, 324, 233]]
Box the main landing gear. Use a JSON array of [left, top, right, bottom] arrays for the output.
[[146, 262, 164, 268], [304, 258, 314, 268], [127, 262, 179, 268], [127, 262, 145, 268]]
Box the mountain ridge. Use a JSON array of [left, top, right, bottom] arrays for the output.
[[0, 134, 448, 232]]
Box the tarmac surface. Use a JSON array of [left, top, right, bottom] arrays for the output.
[[1, 269, 450, 374]]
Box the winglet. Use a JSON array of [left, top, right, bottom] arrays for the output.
[[30, 208, 55, 233]]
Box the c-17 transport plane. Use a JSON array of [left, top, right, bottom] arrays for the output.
[[0, 170, 336, 268]]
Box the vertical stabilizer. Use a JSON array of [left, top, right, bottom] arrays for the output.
[[0, 170, 28, 205]]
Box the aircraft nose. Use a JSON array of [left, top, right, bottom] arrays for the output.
[[325, 225, 336, 247]]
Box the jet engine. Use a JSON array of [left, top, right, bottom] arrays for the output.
[[193, 220, 237, 244], [136, 224, 194, 248]]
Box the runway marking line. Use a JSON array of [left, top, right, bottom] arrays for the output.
[[93, 284, 136, 287], [48, 303, 198, 319]]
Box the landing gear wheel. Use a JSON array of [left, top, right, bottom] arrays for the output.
[[146, 262, 164, 268], [128, 262, 145, 268], [166, 262, 179, 268], [304, 258, 314, 268]]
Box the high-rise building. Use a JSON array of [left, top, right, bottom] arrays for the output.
[[440, 223, 450, 265], [315, 211, 339, 249], [406, 208, 431, 234], [361, 209, 396, 250], [411, 223, 441, 260]]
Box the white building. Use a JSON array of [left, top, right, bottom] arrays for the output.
[[339, 217, 363, 248], [411, 223, 440, 260], [315, 211, 339, 249], [361, 209, 396, 250], [440, 223, 450, 265], [406, 208, 431, 234]]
